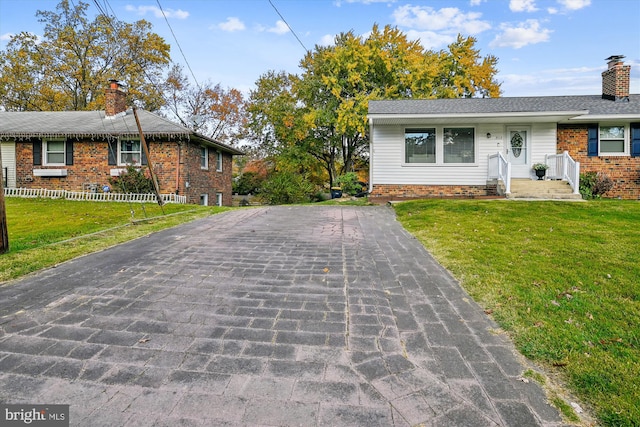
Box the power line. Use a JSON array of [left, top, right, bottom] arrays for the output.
[[268, 0, 308, 53], [155, 0, 201, 90]]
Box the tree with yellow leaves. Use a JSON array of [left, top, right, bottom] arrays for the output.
[[0, 0, 170, 112]]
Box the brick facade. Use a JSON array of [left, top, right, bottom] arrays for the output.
[[558, 124, 640, 199], [369, 184, 492, 203], [15, 138, 235, 206]]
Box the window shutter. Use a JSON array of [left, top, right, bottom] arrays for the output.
[[631, 123, 640, 157], [108, 140, 117, 165], [65, 140, 74, 165], [33, 140, 42, 165], [141, 141, 148, 165], [587, 124, 598, 157]]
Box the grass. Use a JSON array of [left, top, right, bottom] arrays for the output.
[[393, 199, 640, 426], [0, 198, 230, 283]]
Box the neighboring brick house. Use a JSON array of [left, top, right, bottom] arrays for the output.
[[0, 81, 243, 206], [368, 55, 640, 201]]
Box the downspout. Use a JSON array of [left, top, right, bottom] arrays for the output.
[[175, 142, 181, 194], [368, 118, 374, 194]]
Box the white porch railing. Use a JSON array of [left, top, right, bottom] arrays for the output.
[[488, 152, 511, 194], [4, 187, 187, 204], [545, 151, 580, 194]]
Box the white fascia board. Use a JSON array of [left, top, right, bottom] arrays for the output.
[[567, 114, 640, 122], [368, 110, 588, 122]]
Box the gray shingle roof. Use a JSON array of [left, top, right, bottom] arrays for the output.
[[368, 94, 640, 116], [0, 109, 243, 155]]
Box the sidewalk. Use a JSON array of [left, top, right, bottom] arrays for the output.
[[0, 206, 565, 426]]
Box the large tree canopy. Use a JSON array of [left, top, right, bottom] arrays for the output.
[[162, 64, 246, 144], [0, 0, 171, 111], [246, 25, 501, 187]]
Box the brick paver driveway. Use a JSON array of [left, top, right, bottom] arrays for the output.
[[0, 206, 564, 426]]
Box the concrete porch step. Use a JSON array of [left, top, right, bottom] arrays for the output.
[[507, 179, 583, 200]]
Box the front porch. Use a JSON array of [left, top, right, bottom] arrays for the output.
[[489, 150, 582, 200]]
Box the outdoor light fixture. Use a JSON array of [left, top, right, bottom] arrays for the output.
[[486, 132, 491, 139]]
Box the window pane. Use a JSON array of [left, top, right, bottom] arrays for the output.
[[405, 129, 435, 163], [47, 141, 65, 152], [217, 152, 222, 171], [600, 139, 624, 153], [600, 126, 624, 139], [444, 127, 475, 163], [47, 153, 65, 164], [201, 147, 207, 168]]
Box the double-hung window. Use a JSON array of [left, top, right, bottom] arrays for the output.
[[200, 146, 208, 169], [599, 125, 626, 155], [216, 151, 223, 172], [43, 139, 66, 165], [404, 127, 475, 165], [119, 139, 142, 165]]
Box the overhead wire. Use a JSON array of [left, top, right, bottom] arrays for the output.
[[268, 0, 308, 53]]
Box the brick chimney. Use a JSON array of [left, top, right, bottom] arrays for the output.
[[105, 79, 128, 116], [602, 55, 630, 102]]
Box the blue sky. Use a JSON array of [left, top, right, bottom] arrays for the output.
[[0, 0, 638, 97]]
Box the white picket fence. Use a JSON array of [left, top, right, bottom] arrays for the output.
[[4, 187, 187, 204]]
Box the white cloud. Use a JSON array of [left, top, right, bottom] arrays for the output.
[[218, 17, 246, 32], [469, 0, 485, 5], [557, 0, 591, 10], [125, 5, 189, 19], [0, 32, 14, 42], [392, 5, 491, 36], [405, 30, 457, 50], [509, 0, 538, 12], [319, 34, 336, 46], [490, 19, 552, 49], [268, 21, 289, 35]]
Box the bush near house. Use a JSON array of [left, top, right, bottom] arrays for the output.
[[579, 171, 614, 199], [108, 164, 154, 194]]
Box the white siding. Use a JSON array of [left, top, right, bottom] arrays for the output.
[[371, 122, 558, 185], [1, 141, 16, 188]]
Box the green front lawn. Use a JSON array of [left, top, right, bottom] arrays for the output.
[[394, 199, 639, 426], [0, 198, 227, 282]]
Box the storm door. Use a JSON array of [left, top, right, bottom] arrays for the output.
[[506, 127, 530, 177]]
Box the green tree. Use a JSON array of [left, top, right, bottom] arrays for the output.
[[162, 64, 246, 145], [244, 24, 501, 189], [0, 0, 170, 111]]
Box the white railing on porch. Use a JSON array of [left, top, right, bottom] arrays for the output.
[[488, 152, 511, 194], [545, 151, 580, 194], [4, 187, 187, 204]]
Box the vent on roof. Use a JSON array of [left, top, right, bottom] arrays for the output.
[[602, 55, 630, 102], [105, 79, 128, 116]]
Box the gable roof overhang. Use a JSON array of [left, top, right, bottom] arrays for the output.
[[368, 110, 589, 126]]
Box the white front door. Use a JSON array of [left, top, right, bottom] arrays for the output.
[[506, 127, 530, 178]]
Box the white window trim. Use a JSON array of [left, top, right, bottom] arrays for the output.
[[200, 146, 209, 170], [216, 192, 223, 206], [216, 151, 223, 172], [403, 126, 478, 166], [43, 138, 66, 166], [598, 124, 628, 156], [118, 138, 142, 166], [200, 193, 209, 206]]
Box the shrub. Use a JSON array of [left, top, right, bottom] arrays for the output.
[[259, 171, 315, 205], [335, 172, 365, 196], [579, 171, 614, 199], [233, 171, 264, 195], [109, 165, 154, 194]]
